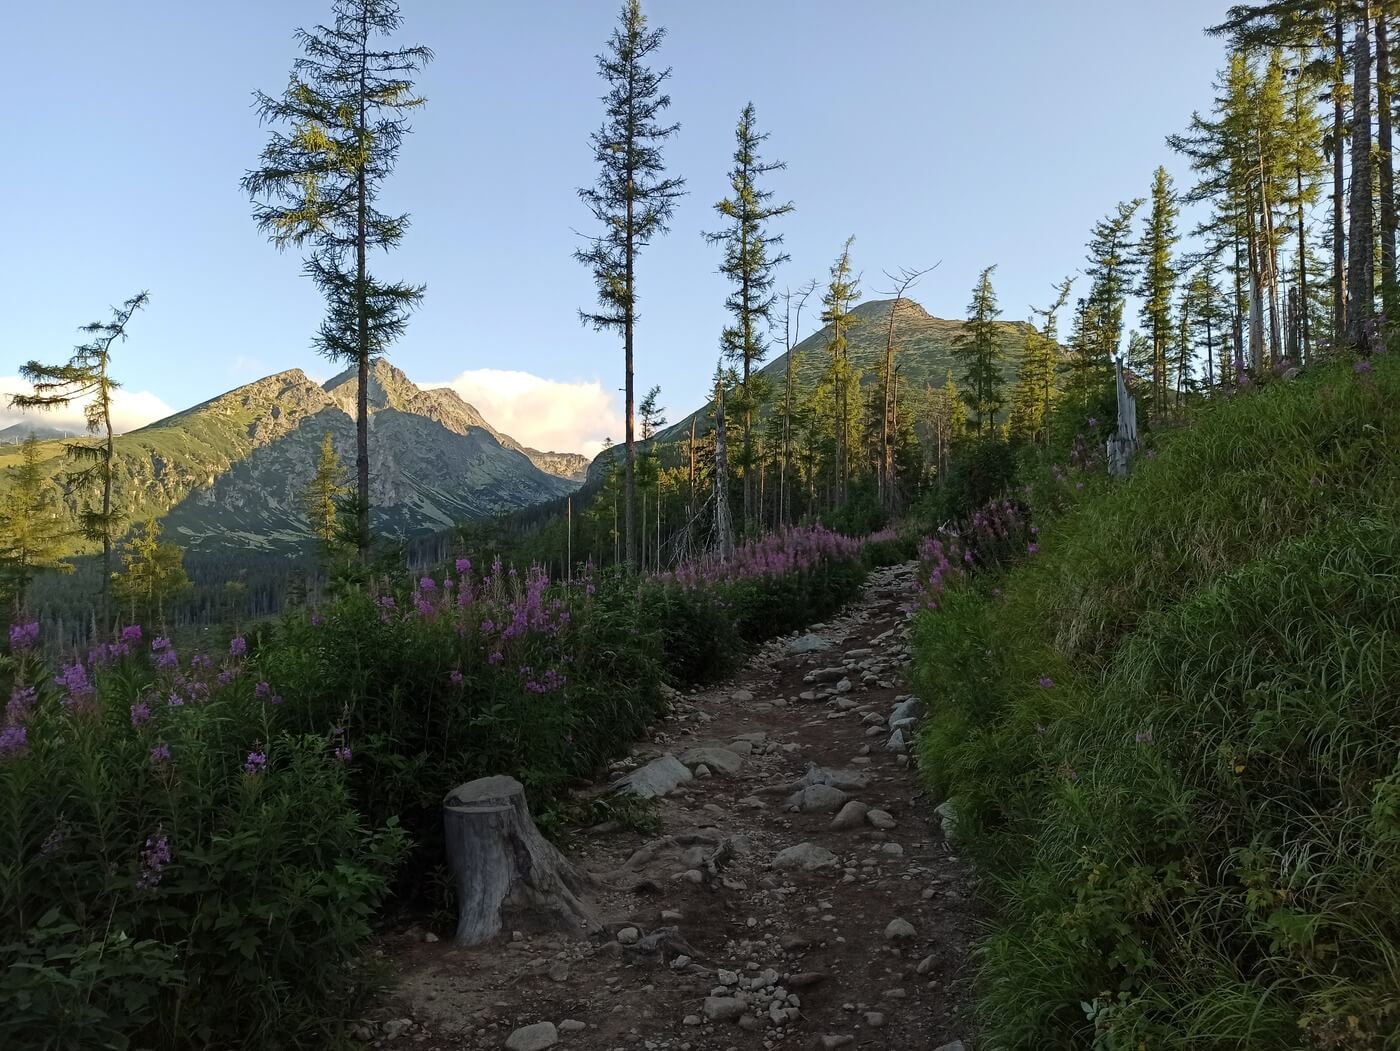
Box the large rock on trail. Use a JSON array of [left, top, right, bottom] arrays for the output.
[[679, 746, 744, 776]]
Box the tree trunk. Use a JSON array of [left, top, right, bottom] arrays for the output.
[[356, 42, 371, 558], [1348, 5, 1376, 347], [624, 197, 637, 568], [1334, 3, 1350, 347], [713, 370, 734, 561], [444, 776, 599, 946], [1378, 7, 1397, 335]]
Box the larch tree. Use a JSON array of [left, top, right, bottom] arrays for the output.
[[1010, 276, 1073, 446], [243, 0, 431, 558], [0, 436, 72, 608], [11, 291, 147, 617], [704, 102, 793, 534], [1139, 167, 1181, 416], [819, 238, 861, 504], [577, 0, 685, 569], [952, 266, 1006, 436]]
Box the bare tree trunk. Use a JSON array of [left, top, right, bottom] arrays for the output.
[[1378, 6, 1397, 334], [1334, 3, 1350, 347], [713, 367, 734, 560], [444, 776, 599, 946], [623, 194, 637, 567], [1348, 4, 1376, 347]]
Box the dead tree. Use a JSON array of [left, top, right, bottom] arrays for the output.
[[444, 775, 600, 946], [874, 264, 938, 515]]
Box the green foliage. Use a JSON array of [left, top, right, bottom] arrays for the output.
[[953, 265, 1007, 434], [0, 437, 72, 607], [113, 519, 190, 624], [0, 637, 406, 1050], [912, 354, 1400, 1048]]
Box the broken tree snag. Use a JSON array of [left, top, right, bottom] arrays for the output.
[[443, 775, 600, 946]]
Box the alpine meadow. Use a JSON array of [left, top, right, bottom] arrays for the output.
[[4, 2, 1399, 1049]]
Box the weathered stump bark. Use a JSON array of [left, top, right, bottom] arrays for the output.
[[444, 775, 600, 946]]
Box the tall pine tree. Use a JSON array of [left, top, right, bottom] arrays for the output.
[[818, 238, 861, 504], [1139, 167, 1181, 416], [705, 103, 793, 533], [952, 266, 1006, 435], [243, 0, 431, 557], [577, 0, 685, 569]]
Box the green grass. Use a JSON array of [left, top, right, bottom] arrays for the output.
[[913, 355, 1400, 1049]]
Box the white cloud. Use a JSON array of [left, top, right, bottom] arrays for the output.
[[0, 376, 175, 436], [430, 369, 623, 457]]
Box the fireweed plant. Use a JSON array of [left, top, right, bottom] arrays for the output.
[[0, 622, 407, 1050]]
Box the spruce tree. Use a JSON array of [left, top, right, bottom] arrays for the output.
[[1346, 6, 1376, 346], [0, 437, 72, 607], [777, 280, 816, 525], [577, 0, 685, 569], [11, 291, 147, 617], [243, 0, 431, 557], [953, 266, 1006, 436], [1009, 277, 1072, 446], [819, 238, 861, 503], [302, 432, 349, 555], [1084, 201, 1144, 368], [114, 518, 190, 625], [1139, 167, 1181, 416], [704, 103, 793, 533]]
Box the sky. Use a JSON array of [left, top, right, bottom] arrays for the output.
[[2, 0, 1232, 456]]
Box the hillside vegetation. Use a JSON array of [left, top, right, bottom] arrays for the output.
[[912, 355, 1400, 1048]]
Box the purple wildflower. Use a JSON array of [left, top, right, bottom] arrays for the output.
[[151, 636, 172, 653], [455, 557, 471, 574], [1355, 359, 1374, 375], [0, 724, 28, 757], [334, 745, 352, 763], [150, 742, 171, 765], [120, 624, 143, 644], [137, 833, 172, 890], [155, 649, 178, 671], [419, 576, 436, 592], [244, 750, 267, 775], [57, 663, 96, 709], [1038, 676, 1054, 689], [6, 686, 37, 725], [228, 635, 247, 658], [9, 622, 40, 651], [1027, 543, 1039, 555], [167, 692, 184, 708], [449, 670, 463, 686], [254, 681, 273, 700], [130, 700, 152, 727], [1135, 730, 1155, 745]]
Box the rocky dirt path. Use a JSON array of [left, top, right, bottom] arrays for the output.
[[367, 562, 975, 1051]]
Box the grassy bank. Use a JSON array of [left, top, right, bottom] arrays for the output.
[[913, 356, 1400, 1048]]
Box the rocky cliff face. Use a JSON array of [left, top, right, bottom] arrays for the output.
[[5, 362, 583, 556]]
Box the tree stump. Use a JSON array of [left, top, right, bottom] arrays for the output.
[[443, 775, 600, 946]]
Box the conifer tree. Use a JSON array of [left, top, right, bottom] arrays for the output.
[[11, 291, 147, 616], [875, 265, 935, 512], [1084, 201, 1144, 368], [1139, 167, 1181, 416], [704, 103, 793, 532], [243, 0, 431, 557], [1346, 5, 1376, 346], [1009, 277, 1072, 446], [114, 518, 190, 624], [0, 437, 72, 607], [302, 432, 349, 554], [952, 266, 1006, 435], [819, 238, 861, 503], [577, 0, 685, 569]]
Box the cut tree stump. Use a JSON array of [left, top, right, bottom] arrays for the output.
[[443, 775, 600, 946]]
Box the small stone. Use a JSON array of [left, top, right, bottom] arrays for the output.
[[916, 955, 936, 975], [786, 784, 850, 814], [863, 1012, 885, 1028], [786, 971, 828, 989], [547, 960, 570, 982], [558, 1019, 586, 1033], [866, 809, 897, 830], [880, 842, 904, 856], [504, 1021, 559, 1051], [885, 729, 907, 753], [732, 689, 755, 703], [718, 968, 739, 986], [884, 918, 916, 941], [817, 1037, 855, 1050], [933, 1043, 967, 1051], [773, 843, 838, 872], [382, 1019, 412, 1038], [695, 764, 712, 778], [830, 800, 870, 830], [671, 955, 692, 970], [423, 931, 439, 943], [617, 927, 640, 946], [682, 1014, 701, 1027], [703, 996, 747, 1022]]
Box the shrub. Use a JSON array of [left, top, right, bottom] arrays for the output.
[[0, 627, 406, 1050]]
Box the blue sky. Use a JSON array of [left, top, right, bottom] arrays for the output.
[[3, 0, 1231, 454]]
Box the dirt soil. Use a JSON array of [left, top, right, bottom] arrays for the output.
[[362, 562, 975, 1051]]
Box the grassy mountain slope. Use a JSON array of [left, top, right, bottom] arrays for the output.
[[912, 355, 1400, 1047]]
